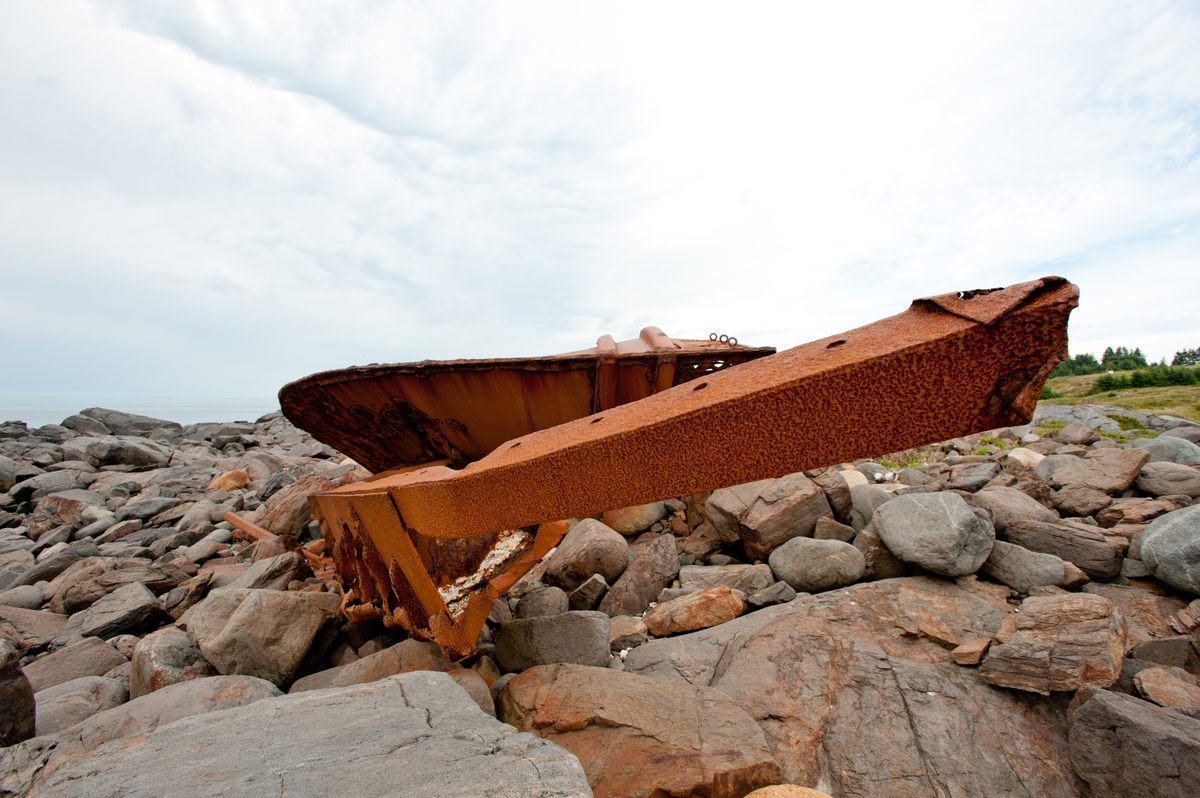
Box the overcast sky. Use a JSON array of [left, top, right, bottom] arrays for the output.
[[2, 1, 1198, 424]]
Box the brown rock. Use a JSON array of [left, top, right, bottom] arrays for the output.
[[601, 501, 668, 535], [499, 663, 782, 797], [207, 469, 249, 492], [448, 667, 495, 716], [27, 490, 104, 536], [1, 640, 34, 746], [1134, 665, 1200, 710], [0, 606, 68, 652], [1005, 519, 1124, 580], [680, 520, 722, 558], [979, 593, 1126, 694], [746, 788, 832, 798], [811, 515, 856, 542], [1039, 447, 1150, 494], [1081, 583, 1187, 646], [643, 584, 746, 637], [951, 637, 990, 665], [1096, 496, 1191, 528], [610, 615, 648, 650], [678, 563, 774, 594], [705, 473, 832, 559], [288, 639, 452, 693], [1051, 484, 1112, 517], [21, 637, 128, 692]]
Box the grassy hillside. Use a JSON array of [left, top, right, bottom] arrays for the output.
[[1041, 370, 1200, 422]]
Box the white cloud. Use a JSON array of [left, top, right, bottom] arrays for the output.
[[1, 0, 1197, 425]]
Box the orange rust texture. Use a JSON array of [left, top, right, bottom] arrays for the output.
[[280, 333, 773, 473], [308, 276, 1078, 656]]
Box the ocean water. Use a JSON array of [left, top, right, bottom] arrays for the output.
[[0, 395, 278, 428]]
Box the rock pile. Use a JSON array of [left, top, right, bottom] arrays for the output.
[[2, 402, 1200, 796]]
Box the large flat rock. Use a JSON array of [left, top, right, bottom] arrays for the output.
[[624, 577, 1079, 796], [13, 671, 591, 798]]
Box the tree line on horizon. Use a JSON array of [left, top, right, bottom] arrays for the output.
[[1050, 345, 1200, 377]]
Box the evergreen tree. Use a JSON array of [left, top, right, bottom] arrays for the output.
[[1173, 348, 1200, 366]]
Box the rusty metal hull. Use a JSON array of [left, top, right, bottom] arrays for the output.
[[279, 329, 773, 473], [308, 277, 1079, 657]]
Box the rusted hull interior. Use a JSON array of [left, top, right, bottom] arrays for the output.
[[280, 334, 774, 473], [303, 277, 1079, 657]]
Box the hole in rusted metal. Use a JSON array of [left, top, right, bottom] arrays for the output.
[[591, 417, 603, 424], [827, 339, 846, 348], [693, 382, 709, 392], [957, 287, 1003, 300], [510, 441, 521, 448]]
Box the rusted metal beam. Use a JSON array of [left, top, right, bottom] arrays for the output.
[[303, 276, 1078, 657]]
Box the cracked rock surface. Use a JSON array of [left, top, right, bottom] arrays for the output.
[[9, 671, 591, 798]]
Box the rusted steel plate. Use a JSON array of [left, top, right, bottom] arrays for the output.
[[279, 328, 774, 473], [307, 276, 1078, 657]]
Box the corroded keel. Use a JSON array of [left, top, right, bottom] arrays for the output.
[[308, 276, 1079, 657]]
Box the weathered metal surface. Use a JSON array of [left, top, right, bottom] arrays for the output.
[[279, 328, 774, 474], [303, 276, 1078, 657]]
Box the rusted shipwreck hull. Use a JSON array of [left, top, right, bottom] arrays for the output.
[[292, 276, 1078, 658], [280, 328, 774, 474]]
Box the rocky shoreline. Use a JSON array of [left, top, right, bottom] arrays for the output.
[[2, 403, 1199, 797]]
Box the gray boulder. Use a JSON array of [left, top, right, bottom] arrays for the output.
[[514, 586, 569, 619], [1069, 689, 1200, 798], [597, 534, 679, 617], [288, 639, 451, 693], [1132, 435, 1200, 465], [873, 492, 995, 576], [59, 436, 171, 470], [980, 540, 1089, 593], [78, 407, 182, 438], [34, 676, 127, 735], [970, 486, 1058, 532], [224, 551, 307, 591], [1136, 462, 1200, 498], [75, 582, 168, 639], [495, 611, 611, 673], [541, 519, 632, 591], [767, 537, 865, 592], [178, 588, 339, 685], [1140, 505, 1200, 596], [129, 626, 216, 698], [8, 672, 589, 798]]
